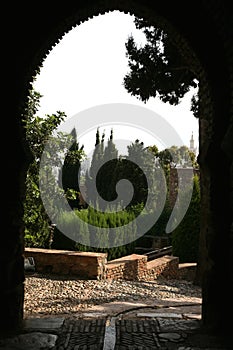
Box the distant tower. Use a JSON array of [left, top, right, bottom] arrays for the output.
[[189, 132, 196, 154]]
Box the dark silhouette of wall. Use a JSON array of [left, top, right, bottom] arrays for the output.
[[3, 0, 233, 338]]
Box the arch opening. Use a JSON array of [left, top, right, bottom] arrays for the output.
[[6, 1, 233, 343], [23, 8, 204, 322]]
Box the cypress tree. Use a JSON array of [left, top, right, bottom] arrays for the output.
[[85, 127, 105, 206], [60, 128, 85, 209], [97, 129, 119, 208]]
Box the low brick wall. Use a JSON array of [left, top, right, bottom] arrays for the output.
[[25, 248, 180, 281], [106, 254, 147, 281], [24, 248, 107, 280], [141, 255, 179, 281], [106, 254, 179, 281]]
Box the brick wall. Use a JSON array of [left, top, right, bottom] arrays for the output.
[[25, 248, 180, 282], [142, 255, 179, 281], [106, 254, 179, 281], [24, 248, 107, 280], [106, 254, 147, 281]]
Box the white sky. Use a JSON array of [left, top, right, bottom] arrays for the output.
[[33, 10, 199, 156]]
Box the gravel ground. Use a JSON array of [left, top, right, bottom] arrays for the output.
[[24, 272, 202, 317]]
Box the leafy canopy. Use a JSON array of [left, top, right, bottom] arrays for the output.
[[123, 17, 199, 117]]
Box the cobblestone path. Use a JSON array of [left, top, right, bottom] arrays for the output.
[[55, 318, 107, 349], [53, 317, 230, 350], [0, 315, 231, 349], [114, 318, 201, 349]]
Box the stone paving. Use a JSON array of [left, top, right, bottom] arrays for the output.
[[0, 305, 232, 349], [56, 318, 106, 349], [115, 318, 211, 349]]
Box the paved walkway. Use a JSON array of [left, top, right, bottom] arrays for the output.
[[0, 302, 231, 349]]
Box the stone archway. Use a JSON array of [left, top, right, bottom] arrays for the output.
[[3, 0, 233, 336]]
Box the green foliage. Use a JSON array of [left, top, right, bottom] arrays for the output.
[[22, 87, 86, 247], [52, 206, 137, 260], [125, 139, 156, 208], [88, 136, 159, 211], [96, 130, 119, 206], [123, 17, 199, 117], [158, 145, 198, 170], [52, 226, 76, 251], [52, 210, 90, 250], [147, 198, 172, 236], [23, 166, 51, 247], [134, 197, 172, 249], [171, 174, 200, 262], [22, 90, 200, 264], [85, 128, 105, 205], [59, 128, 85, 209], [22, 88, 65, 247]]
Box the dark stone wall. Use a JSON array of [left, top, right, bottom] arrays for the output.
[[3, 0, 233, 336], [0, 117, 28, 333]]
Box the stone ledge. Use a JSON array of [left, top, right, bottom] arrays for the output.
[[25, 248, 106, 257], [107, 254, 147, 268], [146, 255, 177, 269], [177, 262, 197, 281], [24, 248, 107, 280]]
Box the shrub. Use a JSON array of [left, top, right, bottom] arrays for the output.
[[171, 174, 200, 262]]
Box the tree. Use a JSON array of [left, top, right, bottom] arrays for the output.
[[96, 128, 119, 206], [22, 88, 67, 247], [59, 127, 85, 209], [171, 174, 200, 263], [114, 139, 159, 210], [126, 139, 150, 207], [85, 128, 121, 209], [85, 127, 105, 206], [123, 17, 199, 117], [22, 87, 86, 247], [157, 145, 198, 191], [159, 145, 198, 169]]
